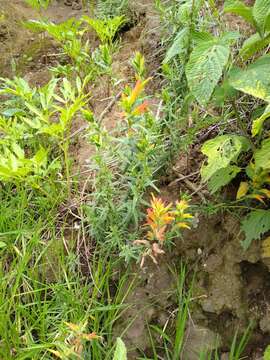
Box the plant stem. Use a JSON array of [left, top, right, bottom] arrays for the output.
[[232, 100, 256, 152], [62, 141, 71, 198]]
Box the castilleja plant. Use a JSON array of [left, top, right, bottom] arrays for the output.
[[120, 78, 150, 128], [135, 194, 193, 267]]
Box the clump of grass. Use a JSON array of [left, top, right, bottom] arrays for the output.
[[0, 187, 133, 359]]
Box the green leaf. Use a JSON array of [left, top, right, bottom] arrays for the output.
[[223, 0, 255, 25], [208, 165, 241, 193], [186, 40, 230, 105], [254, 138, 270, 170], [241, 210, 270, 249], [253, 0, 270, 34], [212, 78, 237, 106], [201, 135, 250, 181], [178, 0, 204, 25], [230, 55, 270, 101], [113, 338, 127, 360], [0, 241, 7, 249], [264, 345, 270, 360], [164, 28, 189, 63], [1, 108, 25, 117], [219, 31, 241, 45], [252, 104, 270, 136], [240, 32, 270, 60], [191, 30, 214, 44]]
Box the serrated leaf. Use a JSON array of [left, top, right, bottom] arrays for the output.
[[191, 30, 214, 44], [223, 0, 255, 25], [241, 210, 270, 249], [252, 104, 270, 136], [208, 165, 241, 193], [164, 28, 189, 63], [230, 55, 270, 101], [186, 40, 230, 105], [237, 181, 249, 199], [253, 0, 270, 35], [201, 135, 250, 181], [113, 338, 127, 360], [254, 138, 270, 170], [240, 32, 270, 60], [219, 31, 241, 45]]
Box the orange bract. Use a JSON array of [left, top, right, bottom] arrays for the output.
[[145, 194, 174, 243], [132, 101, 149, 116]]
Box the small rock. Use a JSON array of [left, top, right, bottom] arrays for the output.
[[259, 309, 270, 332], [221, 353, 229, 360], [182, 321, 220, 360]]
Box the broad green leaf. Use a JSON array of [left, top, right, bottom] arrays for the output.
[[208, 165, 241, 193], [223, 0, 255, 25], [186, 40, 230, 105], [252, 104, 270, 136], [240, 32, 270, 60], [164, 28, 189, 63], [219, 31, 241, 45], [253, 0, 270, 34], [32, 148, 47, 167], [230, 55, 270, 101], [113, 338, 127, 360], [241, 210, 270, 249], [191, 30, 214, 44], [264, 345, 270, 360], [201, 135, 250, 181], [254, 138, 270, 170]]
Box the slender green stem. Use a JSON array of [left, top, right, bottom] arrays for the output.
[[232, 100, 256, 152]]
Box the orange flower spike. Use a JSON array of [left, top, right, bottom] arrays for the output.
[[130, 80, 143, 106], [132, 101, 149, 116], [129, 78, 151, 106]]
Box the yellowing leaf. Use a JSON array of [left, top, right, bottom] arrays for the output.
[[176, 222, 191, 229], [48, 350, 63, 359], [81, 332, 101, 341], [236, 181, 249, 199], [65, 322, 80, 332]]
